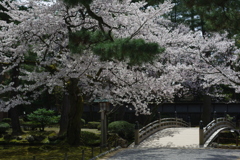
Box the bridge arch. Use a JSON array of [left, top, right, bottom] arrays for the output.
[[134, 117, 190, 145], [199, 117, 236, 147]]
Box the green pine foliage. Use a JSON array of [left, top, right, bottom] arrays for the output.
[[0, 122, 10, 133], [0, 0, 11, 23], [63, 0, 92, 6], [68, 29, 164, 65], [93, 38, 163, 65], [68, 29, 107, 54], [27, 108, 60, 131]]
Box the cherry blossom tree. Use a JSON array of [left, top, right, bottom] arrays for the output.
[[0, 0, 238, 144]]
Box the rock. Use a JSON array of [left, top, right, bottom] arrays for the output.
[[33, 135, 46, 141], [211, 142, 218, 148], [108, 133, 129, 148], [26, 135, 35, 142], [117, 137, 128, 148], [3, 134, 12, 140], [16, 136, 22, 140], [48, 135, 58, 141]]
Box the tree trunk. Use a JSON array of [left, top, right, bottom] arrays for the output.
[[0, 65, 3, 83], [66, 78, 83, 146], [58, 92, 71, 136], [10, 66, 23, 135], [200, 17, 206, 36], [10, 106, 23, 135], [117, 106, 125, 120], [202, 95, 212, 126], [143, 104, 159, 125]]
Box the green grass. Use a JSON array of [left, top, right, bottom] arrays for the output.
[[1, 126, 101, 145], [0, 126, 107, 159], [7, 126, 100, 135], [81, 128, 101, 135], [25, 126, 100, 134], [0, 145, 109, 160]]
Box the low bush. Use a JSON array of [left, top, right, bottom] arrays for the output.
[[19, 119, 24, 125], [1, 118, 11, 123], [86, 122, 100, 129], [22, 121, 40, 131], [0, 122, 10, 133], [108, 121, 134, 140], [27, 108, 60, 131], [81, 119, 85, 126], [81, 131, 100, 146]]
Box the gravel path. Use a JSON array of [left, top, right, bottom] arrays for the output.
[[103, 148, 240, 160]]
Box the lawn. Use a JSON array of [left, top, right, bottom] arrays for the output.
[[0, 145, 109, 160]]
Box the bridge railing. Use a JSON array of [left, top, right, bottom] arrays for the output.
[[135, 117, 190, 145], [199, 117, 236, 145]]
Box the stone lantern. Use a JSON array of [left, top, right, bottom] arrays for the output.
[[99, 100, 110, 146]]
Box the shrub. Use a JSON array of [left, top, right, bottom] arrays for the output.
[[108, 121, 134, 140], [27, 108, 60, 131], [81, 119, 85, 126], [0, 122, 10, 133], [226, 114, 234, 121], [81, 131, 100, 146], [22, 121, 40, 131], [86, 122, 100, 129], [2, 118, 11, 123], [19, 119, 24, 125]]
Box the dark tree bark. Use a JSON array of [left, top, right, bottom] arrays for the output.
[[10, 106, 23, 135], [117, 106, 125, 120], [0, 65, 3, 83], [202, 95, 212, 126], [58, 92, 71, 136], [10, 66, 23, 135], [143, 104, 159, 125], [66, 78, 83, 146]]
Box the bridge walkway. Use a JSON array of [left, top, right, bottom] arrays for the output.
[[131, 127, 199, 148]]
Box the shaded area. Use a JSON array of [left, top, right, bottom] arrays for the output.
[[105, 148, 240, 160]]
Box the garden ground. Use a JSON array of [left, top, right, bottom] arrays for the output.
[[0, 127, 106, 160], [100, 148, 240, 160]]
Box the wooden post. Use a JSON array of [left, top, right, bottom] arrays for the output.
[[100, 102, 108, 146], [134, 121, 140, 145], [188, 116, 191, 127], [82, 150, 85, 160], [199, 120, 204, 146], [91, 147, 94, 158], [158, 112, 161, 128], [64, 153, 68, 160], [175, 111, 177, 127], [224, 111, 227, 121], [213, 111, 217, 122]]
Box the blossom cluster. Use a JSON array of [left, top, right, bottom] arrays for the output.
[[0, 0, 239, 114]]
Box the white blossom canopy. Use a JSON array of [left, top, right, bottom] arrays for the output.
[[0, 0, 238, 114]]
